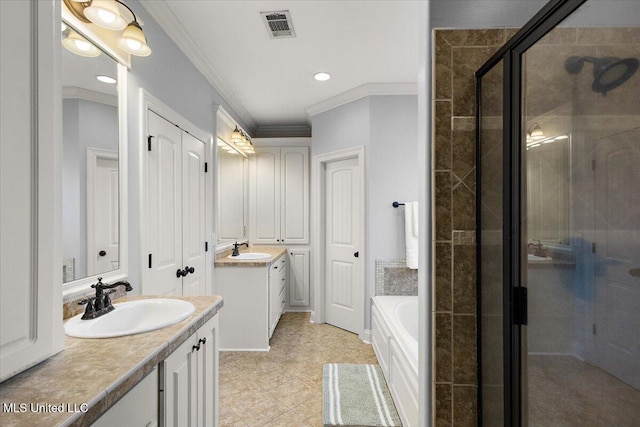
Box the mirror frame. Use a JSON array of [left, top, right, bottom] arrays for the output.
[[62, 31, 128, 300]]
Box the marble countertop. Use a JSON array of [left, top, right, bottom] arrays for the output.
[[0, 295, 223, 427], [214, 245, 286, 267]]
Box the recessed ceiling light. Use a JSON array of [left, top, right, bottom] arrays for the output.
[[314, 72, 331, 82], [96, 75, 116, 84]]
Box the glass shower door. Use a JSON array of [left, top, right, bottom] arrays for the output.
[[520, 1, 640, 425]]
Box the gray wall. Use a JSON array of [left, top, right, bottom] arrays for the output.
[[430, 0, 546, 29], [311, 95, 418, 329]]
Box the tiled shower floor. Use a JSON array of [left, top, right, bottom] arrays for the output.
[[528, 355, 640, 426], [218, 312, 379, 426]]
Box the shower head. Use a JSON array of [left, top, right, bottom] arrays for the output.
[[564, 56, 639, 95]]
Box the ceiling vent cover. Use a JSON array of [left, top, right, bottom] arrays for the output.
[[261, 10, 296, 39]]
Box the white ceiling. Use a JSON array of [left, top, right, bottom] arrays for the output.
[[140, 1, 420, 133]]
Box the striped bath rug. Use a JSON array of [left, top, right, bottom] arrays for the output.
[[322, 364, 402, 426]]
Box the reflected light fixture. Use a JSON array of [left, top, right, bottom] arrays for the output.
[[62, 28, 101, 57], [96, 75, 116, 84], [525, 122, 545, 143], [62, 0, 151, 57], [314, 72, 331, 81]]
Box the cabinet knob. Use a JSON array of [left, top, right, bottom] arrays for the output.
[[192, 343, 200, 352], [98, 250, 107, 257], [199, 337, 207, 345]]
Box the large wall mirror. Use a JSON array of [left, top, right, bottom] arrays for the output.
[[216, 138, 248, 246], [62, 20, 128, 296], [525, 110, 571, 247]]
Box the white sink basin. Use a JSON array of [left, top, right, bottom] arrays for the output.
[[64, 299, 196, 338], [228, 252, 271, 260]]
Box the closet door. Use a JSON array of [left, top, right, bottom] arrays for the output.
[[146, 111, 183, 295], [181, 132, 206, 296]]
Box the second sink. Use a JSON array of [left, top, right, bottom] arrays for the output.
[[228, 252, 271, 260]]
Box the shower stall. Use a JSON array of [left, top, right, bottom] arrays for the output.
[[476, 0, 640, 425]]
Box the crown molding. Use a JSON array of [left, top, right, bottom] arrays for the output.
[[306, 82, 418, 118], [62, 86, 118, 107], [139, 0, 256, 131]]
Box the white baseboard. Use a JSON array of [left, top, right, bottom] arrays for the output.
[[220, 347, 270, 352], [284, 308, 312, 313], [362, 329, 372, 344]]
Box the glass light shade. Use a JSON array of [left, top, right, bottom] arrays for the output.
[[62, 30, 101, 57], [84, 0, 127, 31], [230, 126, 243, 143], [117, 21, 151, 56]]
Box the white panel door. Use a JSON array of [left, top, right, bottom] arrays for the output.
[[594, 128, 640, 389], [88, 155, 119, 276], [324, 158, 361, 334], [251, 147, 280, 243], [181, 132, 206, 296], [281, 147, 309, 244], [147, 111, 182, 295]]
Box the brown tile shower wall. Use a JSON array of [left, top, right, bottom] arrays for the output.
[[432, 29, 511, 427]]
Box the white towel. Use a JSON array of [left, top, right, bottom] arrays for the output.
[[404, 202, 418, 269]]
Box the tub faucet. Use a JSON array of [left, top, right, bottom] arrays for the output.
[[231, 241, 249, 256], [79, 277, 132, 320]]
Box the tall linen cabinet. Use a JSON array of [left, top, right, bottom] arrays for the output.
[[250, 139, 311, 309], [0, 0, 65, 381]]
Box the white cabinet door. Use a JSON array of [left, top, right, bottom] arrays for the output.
[[181, 132, 206, 296], [145, 112, 207, 296], [0, 0, 64, 382], [162, 315, 219, 427], [250, 146, 309, 245], [198, 316, 219, 427], [288, 248, 310, 307], [251, 147, 281, 244], [93, 368, 158, 427], [281, 147, 309, 244], [163, 334, 199, 427]]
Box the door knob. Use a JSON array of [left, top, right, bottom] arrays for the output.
[[630, 268, 640, 278], [187, 266, 195, 274], [176, 268, 187, 278], [354, 252, 359, 258], [99, 250, 107, 257]]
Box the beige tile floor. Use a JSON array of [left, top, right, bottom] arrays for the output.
[[218, 312, 379, 426], [528, 355, 640, 426]]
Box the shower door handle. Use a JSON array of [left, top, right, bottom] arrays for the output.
[[629, 268, 640, 278]]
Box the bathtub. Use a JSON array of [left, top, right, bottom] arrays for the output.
[[371, 296, 419, 426]]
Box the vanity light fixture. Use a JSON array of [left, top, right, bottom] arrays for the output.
[[62, 0, 151, 57], [62, 28, 102, 57], [96, 75, 116, 84], [228, 126, 254, 155], [314, 72, 331, 81]]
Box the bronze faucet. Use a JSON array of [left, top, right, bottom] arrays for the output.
[[231, 241, 249, 256], [78, 277, 132, 320], [527, 240, 545, 257]]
